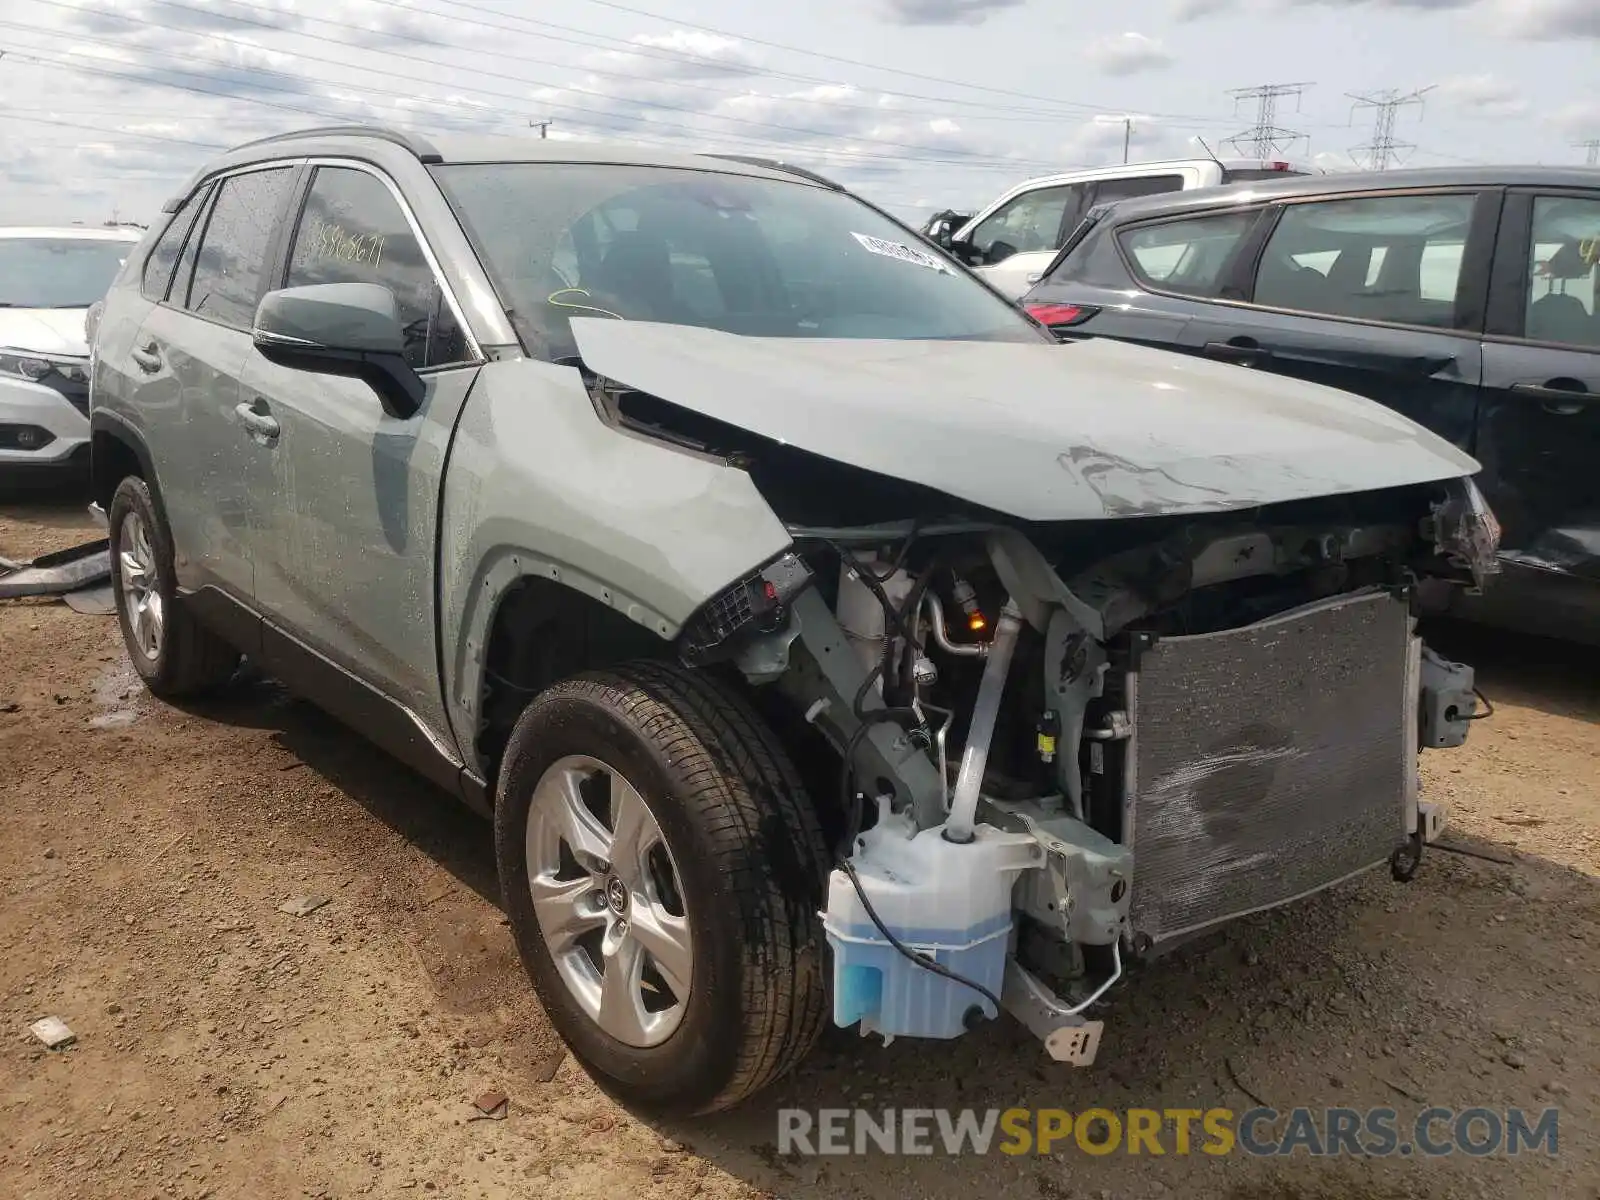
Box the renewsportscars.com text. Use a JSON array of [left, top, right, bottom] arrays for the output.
[[777, 1107, 1559, 1158]]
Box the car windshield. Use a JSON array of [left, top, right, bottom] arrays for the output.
[[431, 162, 1046, 358], [0, 237, 132, 308]]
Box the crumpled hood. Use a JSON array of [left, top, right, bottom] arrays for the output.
[[570, 319, 1480, 522], [0, 307, 90, 357]]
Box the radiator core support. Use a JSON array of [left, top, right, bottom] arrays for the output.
[[1121, 591, 1415, 949]]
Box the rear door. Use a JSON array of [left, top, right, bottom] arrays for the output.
[[131, 164, 299, 602], [241, 162, 481, 735], [1477, 189, 1600, 583], [1172, 188, 1495, 448]]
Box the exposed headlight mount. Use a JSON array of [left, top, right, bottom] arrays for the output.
[[1430, 477, 1501, 593]]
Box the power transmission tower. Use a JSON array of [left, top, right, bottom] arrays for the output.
[[530, 119, 552, 139], [1348, 87, 1434, 171], [1224, 82, 1313, 158], [1574, 139, 1600, 167]]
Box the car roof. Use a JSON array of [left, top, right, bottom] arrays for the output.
[[0, 226, 142, 241], [997, 156, 1318, 192], [164, 125, 833, 210], [1093, 165, 1600, 222]]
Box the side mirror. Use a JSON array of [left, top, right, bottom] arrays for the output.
[[986, 240, 1018, 265], [252, 282, 423, 419], [947, 237, 980, 265]]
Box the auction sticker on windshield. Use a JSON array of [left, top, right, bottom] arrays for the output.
[[852, 232, 952, 274]]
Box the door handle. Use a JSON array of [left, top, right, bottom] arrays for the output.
[[1510, 381, 1595, 415], [129, 342, 162, 374], [234, 400, 280, 442], [1203, 339, 1273, 367]]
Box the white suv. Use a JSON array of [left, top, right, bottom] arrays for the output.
[[942, 157, 1314, 298], [0, 226, 141, 479]]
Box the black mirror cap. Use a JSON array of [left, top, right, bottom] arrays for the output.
[[253, 338, 424, 420]]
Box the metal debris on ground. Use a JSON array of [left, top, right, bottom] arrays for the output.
[[278, 894, 330, 917], [471, 1090, 509, 1120], [0, 539, 111, 600], [63, 583, 117, 616], [29, 1016, 76, 1049]]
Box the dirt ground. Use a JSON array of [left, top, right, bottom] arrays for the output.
[[2, 491, 1598, 1200]]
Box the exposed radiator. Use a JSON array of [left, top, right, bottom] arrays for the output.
[[1125, 590, 1416, 947]]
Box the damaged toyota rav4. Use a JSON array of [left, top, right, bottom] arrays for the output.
[[90, 129, 1500, 1115]]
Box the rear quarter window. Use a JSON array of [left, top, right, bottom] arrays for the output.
[[1117, 210, 1259, 296]]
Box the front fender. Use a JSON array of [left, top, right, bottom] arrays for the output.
[[438, 358, 791, 774]]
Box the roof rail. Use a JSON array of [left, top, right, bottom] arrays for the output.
[[706, 154, 843, 190], [228, 125, 444, 164]]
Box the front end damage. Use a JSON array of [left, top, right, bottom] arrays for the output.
[[680, 484, 1491, 1065], [567, 317, 1497, 1066]]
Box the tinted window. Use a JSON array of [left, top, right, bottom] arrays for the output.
[[141, 183, 211, 303], [434, 163, 1044, 360], [0, 237, 134, 308], [184, 167, 295, 328], [1524, 195, 1600, 349], [1253, 193, 1475, 328], [284, 167, 468, 369], [1090, 174, 1186, 207], [1119, 210, 1258, 296], [969, 185, 1082, 257]]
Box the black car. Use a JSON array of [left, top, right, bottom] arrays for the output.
[[1022, 166, 1600, 643]]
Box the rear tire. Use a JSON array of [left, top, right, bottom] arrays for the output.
[[108, 476, 239, 699], [494, 660, 831, 1114]]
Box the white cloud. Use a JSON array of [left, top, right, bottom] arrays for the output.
[[1171, 0, 1238, 16], [1490, 0, 1600, 37], [1436, 74, 1528, 118], [879, 0, 1027, 24], [1083, 32, 1176, 76]]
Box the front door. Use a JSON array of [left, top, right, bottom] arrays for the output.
[[968, 183, 1090, 299], [135, 165, 299, 603], [1478, 189, 1600, 588], [241, 163, 480, 738], [1176, 189, 1492, 449]]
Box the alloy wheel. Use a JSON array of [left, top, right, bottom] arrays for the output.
[[118, 511, 163, 661], [524, 754, 693, 1048]]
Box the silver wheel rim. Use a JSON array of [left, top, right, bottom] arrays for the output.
[[525, 754, 693, 1048], [118, 511, 163, 662]]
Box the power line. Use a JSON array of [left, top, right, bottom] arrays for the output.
[[0, 110, 227, 149], [1349, 86, 1435, 171], [157, 0, 1087, 126], [489, 0, 1156, 116], [1223, 82, 1313, 158], [22, 0, 1072, 169], [414, 0, 1272, 129], [0, 39, 1060, 179]]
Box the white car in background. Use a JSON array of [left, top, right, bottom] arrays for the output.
[[0, 226, 141, 480], [939, 157, 1315, 298]]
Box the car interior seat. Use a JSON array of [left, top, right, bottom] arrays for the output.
[[591, 230, 685, 323], [1256, 254, 1334, 313], [1528, 291, 1593, 344]]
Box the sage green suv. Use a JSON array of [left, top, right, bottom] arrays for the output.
[[90, 126, 1492, 1114]]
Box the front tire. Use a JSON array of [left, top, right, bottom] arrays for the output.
[[108, 476, 239, 699], [494, 660, 831, 1115]]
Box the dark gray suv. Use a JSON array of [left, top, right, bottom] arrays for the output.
[[1022, 167, 1600, 643]]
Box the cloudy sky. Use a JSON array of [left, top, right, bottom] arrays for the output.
[[0, 0, 1596, 227]]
